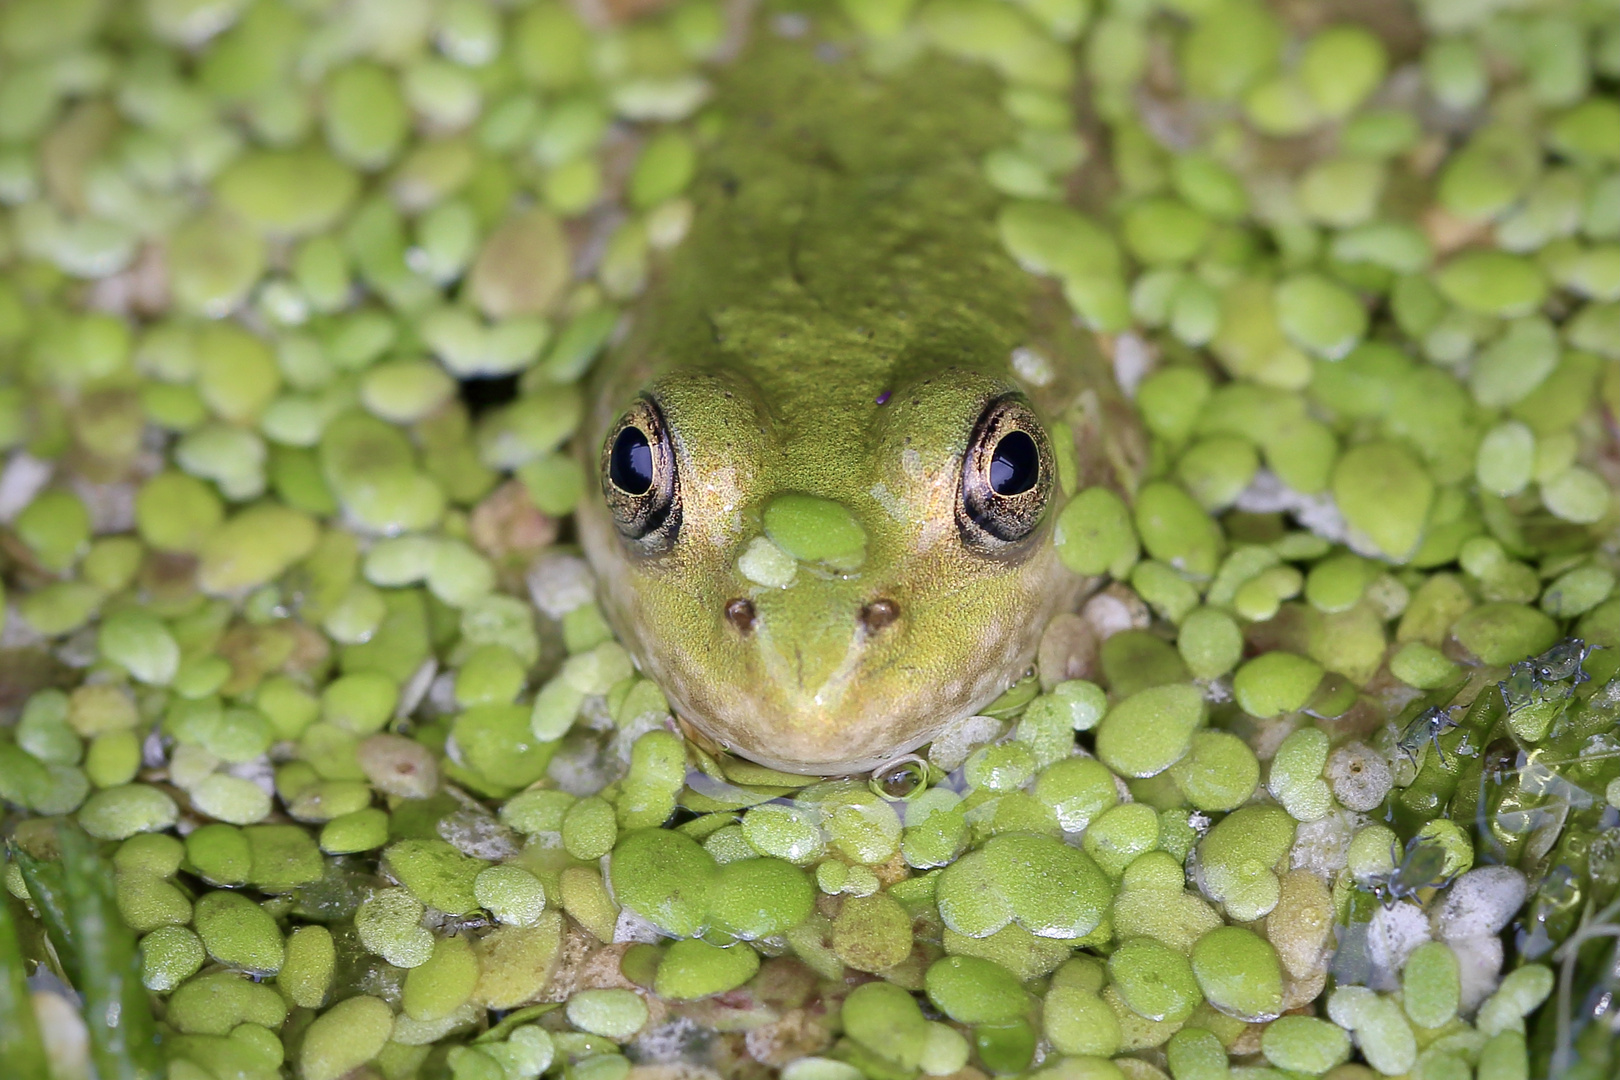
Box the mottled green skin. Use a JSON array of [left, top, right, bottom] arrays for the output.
[[580, 32, 1120, 773]]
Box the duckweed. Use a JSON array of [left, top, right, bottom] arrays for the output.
[[1169, 731, 1260, 812], [192, 891, 283, 975], [355, 888, 435, 969], [653, 938, 760, 1000], [473, 864, 547, 927], [709, 857, 814, 940], [1190, 926, 1285, 1022], [831, 891, 913, 972], [300, 995, 395, 1080], [925, 955, 1027, 1024], [762, 493, 867, 569], [403, 934, 478, 1022], [1233, 651, 1324, 718], [609, 828, 715, 937], [1094, 682, 1206, 777], [565, 989, 649, 1041], [1083, 802, 1161, 878], [1109, 937, 1202, 1023], [137, 925, 205, 994], [1197, 805, 1297, 921], [280, 925, 336, 1011], [1055, 486, 1138, 576], [1261, 1014, 1352, 1074]]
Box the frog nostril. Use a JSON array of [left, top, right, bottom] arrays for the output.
[[725, 598, 756, 634], [860, 599, 900, 633]]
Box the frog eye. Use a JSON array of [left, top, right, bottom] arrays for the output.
[[957, 395, 1054, 552], [601, 396, 680, 552]]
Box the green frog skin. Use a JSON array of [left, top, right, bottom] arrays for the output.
[[579, 22, 1136, 774]]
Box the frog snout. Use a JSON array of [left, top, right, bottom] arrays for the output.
[[719, 586, 903, 705], [722, 595, 902, 637]]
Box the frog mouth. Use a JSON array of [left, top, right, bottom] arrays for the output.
[[662, 591, 947, 773]]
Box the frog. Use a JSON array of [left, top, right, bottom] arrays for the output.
[[578, 15, 1141, 775]]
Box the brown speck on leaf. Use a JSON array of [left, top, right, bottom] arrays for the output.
[[357, 734, 440, 799], [746, 958, 821, 1012], [217, 622, 299, 697], [68, 390, 147, 483], [468, 207, 571, 319], [0, 530, 52, 582], [139, 550, 201, 607], [1228, 1022, 1267, 1057], [541, 924, 668, 1020], [573, 941, 648, 993], [470, 479, 560, 565], [1275, 0, 1426, 60], [0, 647, 76, 713], [1282, 966, 1329, 1011], [41, 100, 119, 215], [282, 620, 333, 678], [1422, 204, 1494, 256], [1404, 133, 1451, 180], [743, 1008, 835, 1067], [1038, 612, 1098, 689], [870, 850, 910, 888]]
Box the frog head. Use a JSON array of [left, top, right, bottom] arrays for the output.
[[578, 363, 1080, 775]]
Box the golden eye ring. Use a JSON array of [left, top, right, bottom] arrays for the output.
[[601, 395, 681, 554], [957, 394, 1054, 553]]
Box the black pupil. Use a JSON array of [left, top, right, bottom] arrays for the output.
[[610, 426, 654, 495], [989, 430, 1038, 496]]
